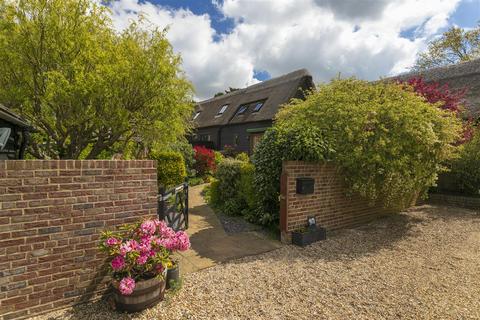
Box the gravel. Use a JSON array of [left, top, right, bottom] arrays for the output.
[[32, 205, 480, 320]]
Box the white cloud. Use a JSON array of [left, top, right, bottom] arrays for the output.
[[107, 0, 461, 100]]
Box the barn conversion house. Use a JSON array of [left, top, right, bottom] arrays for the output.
[[0, 105, 31, 159], [190, 69, 314, 154]]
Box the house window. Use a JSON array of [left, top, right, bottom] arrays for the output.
[[217, 104, 228, 115], [236, 105, 248, 115], [0, 128, 11, 151], [193, 111, 201, 120], [200, 134, 210, 141], [253, 102, 264, 112]]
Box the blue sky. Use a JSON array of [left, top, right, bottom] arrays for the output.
[[108, 0, 479, 99]]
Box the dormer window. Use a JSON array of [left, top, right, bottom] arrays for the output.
[[193, 111, 201, 120], [236, 105, 248, 115], [253, 101, 264, 112], [217, 104, 228, 115]]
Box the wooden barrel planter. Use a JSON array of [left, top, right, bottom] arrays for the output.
[[112, 271, 167, 313]]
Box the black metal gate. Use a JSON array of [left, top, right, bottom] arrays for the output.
[[158, 183, 189, 231]]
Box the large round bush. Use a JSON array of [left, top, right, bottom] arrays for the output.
[[253, 79, 462, 226]]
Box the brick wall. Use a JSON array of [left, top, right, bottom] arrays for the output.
[[280, 161, 398, 243], [0, 160, 158, 320], [427, 193, 480, 210]]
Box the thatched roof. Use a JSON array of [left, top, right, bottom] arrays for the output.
[[387, 59, 480, 117], [0, 105, 31, 128], [193, 69, 314, 128]]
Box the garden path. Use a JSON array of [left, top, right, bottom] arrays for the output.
[[175, 184, 282, 274]]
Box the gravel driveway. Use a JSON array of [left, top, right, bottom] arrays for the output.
[[33, 205, 480, 320]]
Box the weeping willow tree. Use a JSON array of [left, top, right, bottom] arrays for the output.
[[0, 0, 194, 159]]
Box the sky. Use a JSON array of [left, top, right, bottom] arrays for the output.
[[106, 0, 480, 100]]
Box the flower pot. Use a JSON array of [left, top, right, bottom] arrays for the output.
[[292, 226, 326, 247], [112, 270, 167, 313], [166, 264, 180, 289]]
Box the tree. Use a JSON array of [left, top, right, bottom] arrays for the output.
[[0, 0, 193, 159], [414, 24, 480, 70]]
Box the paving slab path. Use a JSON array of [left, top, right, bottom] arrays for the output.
[[176, 184, 282, 274]]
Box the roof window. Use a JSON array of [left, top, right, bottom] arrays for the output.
[[217, 104, 229, 115], [253, 102, 264, 112], [236, 105, 248, 115]]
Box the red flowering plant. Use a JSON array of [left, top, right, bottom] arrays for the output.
[[99, 219, 190, 295], [193, 145, 216, 176], [401, 77, 473, 144]]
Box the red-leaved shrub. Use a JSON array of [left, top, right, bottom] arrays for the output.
[[193, 145, 216, 176], [403, 77, 472, 143]]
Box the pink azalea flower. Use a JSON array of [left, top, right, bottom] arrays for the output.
[[111, 256, 125, 271], [119, 239, 138, 256], [136, 253, 148, 265], [174, 231, 191, 251], [140, 220, 156, 235], [105, 237, 119, 246], [119, 277, 135, 295]]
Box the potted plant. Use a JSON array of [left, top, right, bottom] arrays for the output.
[[291, 224, 326, 247], [99, 218, 190, 312], [166, 258, 180, 289]]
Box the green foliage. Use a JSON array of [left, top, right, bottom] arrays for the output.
[[238, 162, 257, 220], [211, 159, 243, 215], [252, 78, 461, 227], [447, 129, 480, 195], [414, 24, 480, 70], [214, 151, 224, 168], [169, 141, 195, 176], [252, 125, 331, 226], [276, 78, 461, 207], [150, 151, 186, 190], [207, 159, 257, 217], [235, 152, 250, 162], [0, 0, 193, 159]]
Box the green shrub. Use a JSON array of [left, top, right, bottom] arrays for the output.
[[170, 141, 195, 175], [252, 126, 331, 225], [150, 151, 186, 190], [448, 128, 480, 195], [253, 78, 462, 227], [208, 159, 257, 217], [214, 151, 224, 168], [235, 152, 250, 162], [210, 159, 243, 215], [238, 162, 257, 220]]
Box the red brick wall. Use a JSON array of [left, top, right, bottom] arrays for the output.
[[0, 160, 158, 320], [280, 161, 397, 243]]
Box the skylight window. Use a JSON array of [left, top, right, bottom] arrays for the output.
[[217, 104, 229, 115], [193, 111, 201, 120], [253, 102, 264, 112], [236, 105, 248, 115]]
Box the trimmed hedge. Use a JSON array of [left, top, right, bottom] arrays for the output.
[[150, 151, 186, 189], [444, 128, 480, 195], [207, 158, 256, 217]]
